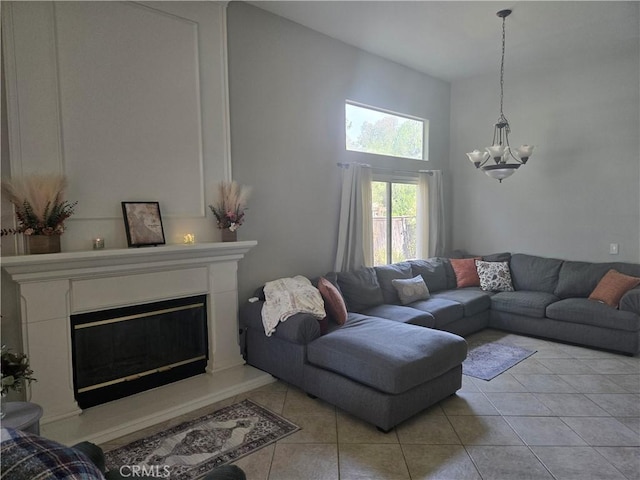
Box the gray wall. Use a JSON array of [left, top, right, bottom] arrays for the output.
[[227, 2, 451, 301], [450, 46, 640, 263]]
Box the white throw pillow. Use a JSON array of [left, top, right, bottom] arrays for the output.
[[392, 275, 430, 305]]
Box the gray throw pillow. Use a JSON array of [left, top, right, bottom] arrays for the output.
[[392, 275, 430, 305]]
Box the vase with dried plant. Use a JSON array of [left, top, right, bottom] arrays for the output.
[[1, 174, 77, 254], [209, 181, 251, 242]]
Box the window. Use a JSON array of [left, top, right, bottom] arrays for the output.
[[372, 180, 417, 265], [345, 102, 427, 160]]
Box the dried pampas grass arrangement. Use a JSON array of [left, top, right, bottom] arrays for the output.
[[209, 181, 251, 231], [1, 174, 77, 236]]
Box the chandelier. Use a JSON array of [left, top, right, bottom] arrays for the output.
[[466, 9, 534, 183]]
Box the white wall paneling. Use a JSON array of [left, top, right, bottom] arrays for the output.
[[2, 1, 232, 252]]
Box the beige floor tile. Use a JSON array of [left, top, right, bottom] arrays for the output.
[[595, 446, 640, 480], [232, 443, 275, 480], [338, 443, 410, 480], [278, 411, 337, 444], [512, 373, 578, 393], [532, 446, 627, 480], [281, 386, 336, 417], [533, 393, 610, 417], [616, 417, 640, 434], [586, 394, 640, 417], [586, 358, 640, 375], [466, 445, 554, 479], [459, 375, 481, 392], [484, 392, 553, 416], [268, 443, 338, 480], [507, 358, 554, 375], [608, 374, 640, 394], [402, 444, 481, 480], [535, 358, 597, 374], [440, 392, 500, 416], [559, 374, 631, 393], [395, 410, 460, 444], [336, 410, 399, 444], [561, 417, 640, 446], [505, 416, 587, 446], [448, 415, 523, 446], [471, 372, 527, 392], [235, 390, 287, 415], [529, 346, 574, 359]]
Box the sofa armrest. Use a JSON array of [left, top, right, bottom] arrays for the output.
[[620, 287, 640, 315], [239, 301, 322, 345]]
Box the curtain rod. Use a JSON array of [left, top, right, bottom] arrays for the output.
[[336, 162, 438, 176]]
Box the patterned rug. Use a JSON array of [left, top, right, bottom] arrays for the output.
[[463, 342, 536, 381], [105, 399, 299, 479]]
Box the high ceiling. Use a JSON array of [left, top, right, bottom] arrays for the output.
[[250, 1, 640, 81]]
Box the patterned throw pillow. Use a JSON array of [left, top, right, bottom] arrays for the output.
[[589, 269, 640, 308], [475, 260, 514, 292], [392, 275, 430, 305]]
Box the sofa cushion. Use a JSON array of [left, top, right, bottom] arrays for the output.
[[362, 304, 435, 328], [337, 267, 384, 313], [307, 317, 467, 394], [482, 252, 512, 263], [392, 275, 430, 305], [374, 262, 412, 304], [476, 260, 514, 292], [554, 260, 640, 299], [408, 297, 464, 328], [450, 258, 481, 288], [431, 288, 493, 318], [491, 291, 560, 318], [589, 269, 640, 308], [409, 258, 449, 292], [546, 298, 640, 332], [510, 254, 563, 294], [318, 277, 348, 325]]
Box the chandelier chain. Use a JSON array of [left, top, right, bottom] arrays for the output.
[[499, 14, 506, 118]]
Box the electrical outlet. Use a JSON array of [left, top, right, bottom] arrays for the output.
[[609, 243, 619, 255]]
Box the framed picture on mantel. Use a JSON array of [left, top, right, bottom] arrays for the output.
[[121, 202, 166, 247]]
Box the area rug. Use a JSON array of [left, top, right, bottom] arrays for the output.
[[104, 399, 299, 479], [463, 342, 536, 381]]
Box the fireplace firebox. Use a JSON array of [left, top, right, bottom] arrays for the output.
[[71, 295, 208, 409]]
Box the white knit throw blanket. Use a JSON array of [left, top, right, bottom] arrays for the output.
[[261, 276, 326, 336]]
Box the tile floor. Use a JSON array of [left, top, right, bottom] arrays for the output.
[[101, 329, 640, 480]]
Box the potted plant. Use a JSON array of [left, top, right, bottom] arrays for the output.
[[1, 174, 77, 254], [209, 181, 251, 242], [1, 345, 36, 396]]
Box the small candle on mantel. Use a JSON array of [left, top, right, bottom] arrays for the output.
[[183, 233, 195, 245], [93, 237, 105, 250]]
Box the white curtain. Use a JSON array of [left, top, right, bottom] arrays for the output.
[[417, 170, 446, 258], [334, 164, 373, 271]]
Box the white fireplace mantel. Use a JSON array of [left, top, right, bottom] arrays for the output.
[[2, 241, 269, 440]]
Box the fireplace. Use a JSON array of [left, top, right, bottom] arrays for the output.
[[1, 241, 263, 426], [71, 295, 208, 408]]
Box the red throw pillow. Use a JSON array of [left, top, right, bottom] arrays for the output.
[[317, 277, 347, 325], [589, 269, 640, 308], [450, 257, 481, 288]]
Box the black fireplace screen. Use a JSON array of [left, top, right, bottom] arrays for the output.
[[71, 295, 208, 409]]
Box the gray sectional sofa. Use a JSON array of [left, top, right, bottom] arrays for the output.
[[239, 253, 640, 430]]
